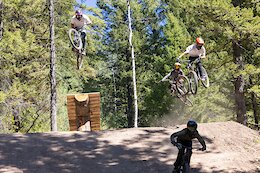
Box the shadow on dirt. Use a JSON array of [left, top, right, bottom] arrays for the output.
[[0, 128, 259, 173], [0, 129, 173, 173]]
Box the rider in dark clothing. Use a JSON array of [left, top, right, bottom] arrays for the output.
[[170, 120, 206, 172], [161, 62, 183, 94]]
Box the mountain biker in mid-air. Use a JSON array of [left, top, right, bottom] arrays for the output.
[[170, 120, 206, 173], [161, 62, 183, 94], [178, 37, 206, 80], [70, 10, 92, 55]]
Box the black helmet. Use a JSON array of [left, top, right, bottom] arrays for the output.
[[187, 120, 197, 132]]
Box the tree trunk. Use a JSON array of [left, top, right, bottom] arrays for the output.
[[233, 41, 247, 125], [48, 0, 57, 131], [127, 0, 138, 128], [249, 76, 259, 130], [0, 0, 3, 40]]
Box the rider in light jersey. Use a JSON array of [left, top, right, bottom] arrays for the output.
[[178, 37, 206, 80], [71, 10, 92, 55]]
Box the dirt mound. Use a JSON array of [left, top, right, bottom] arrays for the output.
[[0, 121, 259, 173]]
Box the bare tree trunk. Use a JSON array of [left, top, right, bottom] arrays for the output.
[[48, 0, 57, 131], [127, 0, 138, 128], [249, 76, 259, 130], [233, 41, 247, 125], [0, 0, 3, 40]]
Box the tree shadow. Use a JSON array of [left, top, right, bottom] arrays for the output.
[[0, 128, 259, 173]]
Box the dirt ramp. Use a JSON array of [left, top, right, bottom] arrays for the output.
[[0, 121, 259, 173]]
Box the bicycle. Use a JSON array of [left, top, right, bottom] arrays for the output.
[[173, 144, 192, 173], [173, 144, 205, 173], [178, 57, 209, 94], [164, 75, 193, 106], [68, 27, 84, 69]]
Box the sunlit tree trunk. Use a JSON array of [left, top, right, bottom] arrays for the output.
[[0, 0, 3, 40], [48, 0, 57, 131], [127, 0, 138, 128]]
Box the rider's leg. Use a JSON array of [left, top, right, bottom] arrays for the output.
[[81, 30, 87, 54], [173, 148, 185, 170], [197, 60, 205, 80], [186, 148, 193, 165]]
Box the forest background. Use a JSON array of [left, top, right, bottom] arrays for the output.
[[0, 0, 259, 133]]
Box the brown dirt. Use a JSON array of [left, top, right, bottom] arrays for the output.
[[0, 121, 259, 173]]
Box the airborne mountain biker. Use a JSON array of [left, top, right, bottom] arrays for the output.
[[178, 37, 206, 80], [71, 10, 92, 55], [170, 120, 206, 173], [161, 62, 183, 94]]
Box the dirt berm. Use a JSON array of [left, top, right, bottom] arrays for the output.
[[0, 121, 259, 173]]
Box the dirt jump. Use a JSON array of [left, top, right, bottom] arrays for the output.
[[0, 121, 259, 173]]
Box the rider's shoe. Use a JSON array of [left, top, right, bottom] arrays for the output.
[[81, 49, 86, 55]]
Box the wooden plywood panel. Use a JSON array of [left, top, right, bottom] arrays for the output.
[[67, 92, 101, 131]]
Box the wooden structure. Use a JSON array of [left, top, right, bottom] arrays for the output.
[[67, 92, 101, 131]]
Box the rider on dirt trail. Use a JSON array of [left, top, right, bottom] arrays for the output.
[[170, 120, 206, 172]]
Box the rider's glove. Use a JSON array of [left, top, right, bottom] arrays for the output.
[[176, 57, 180, 62]]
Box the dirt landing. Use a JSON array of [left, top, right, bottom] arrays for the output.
[[0, 121, 259, 173]]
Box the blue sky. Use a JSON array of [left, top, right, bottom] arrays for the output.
[[77, 0, 97, 7]]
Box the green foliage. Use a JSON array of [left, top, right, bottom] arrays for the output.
[[1, 0, 259, 132]]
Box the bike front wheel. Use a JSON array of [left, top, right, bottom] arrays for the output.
[[68, 28, 83, 50], [176, 75, 190, 96], [200, 66, 209, 88]]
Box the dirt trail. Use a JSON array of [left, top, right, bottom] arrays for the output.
[[0, 121, 259, 173]]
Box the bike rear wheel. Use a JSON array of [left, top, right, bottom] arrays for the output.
[[187, 71, 198, 95], [68, 28, 83, 50]]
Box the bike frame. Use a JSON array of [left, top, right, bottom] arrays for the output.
[[175, 145, 192, 173]]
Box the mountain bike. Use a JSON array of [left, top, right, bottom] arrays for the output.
[[168, 75, 193, 106], [172, 143, 206, 173], [68, 27, 84, 69], [178, 57, 209, 94], [173, 144, 192, 173], [188, 57, 209, 89]]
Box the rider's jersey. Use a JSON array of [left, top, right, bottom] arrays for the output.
[[170, 69, 183, 82], [161, 69, 183, 82], [170, 128, 206, 148], [185, 44, 206, 57], [71, 14, 92, 29]]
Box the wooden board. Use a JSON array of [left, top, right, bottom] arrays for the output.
[[67, 92, 101, 131]]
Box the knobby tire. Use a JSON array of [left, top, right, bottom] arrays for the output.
[[187, 71, 198, 95]]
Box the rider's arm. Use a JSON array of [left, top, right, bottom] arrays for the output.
[[71, 17, 76, 28], [83, 14, 92, 25], [195, 132, 206, 150], [170, 129, 186, 145], [200, 46, 206, 59], [178, 52, 187, 59], [161, 72, 171, 82]]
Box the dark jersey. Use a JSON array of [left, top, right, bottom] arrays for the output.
[[170, 128, 206, 148], [170, 69, 183, 82]]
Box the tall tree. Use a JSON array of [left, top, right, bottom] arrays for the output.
[[48, 0, 57, 131], [0, 0, 3, 40], [127, 0, 138, 127]]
